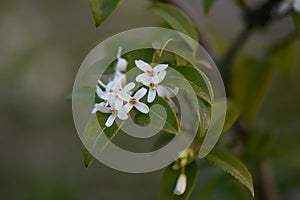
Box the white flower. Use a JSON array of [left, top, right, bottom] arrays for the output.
[[101, 81, 135, 110], [157, 86, 179, 111], [174, 173, 187, 196], [116, 47, 128, 72], [278, 0, 300, 14], [91, 102, 129, 127], [122, 88, 149, 114], [135, 60, 168, 85]]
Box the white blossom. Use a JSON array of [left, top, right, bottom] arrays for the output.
[[135, 60, 168, 103], [116, 47, 128, 72], [135, 60, 168, 85], [101, 81, 135, 110], [122, 88, 149, 114], [157, 86, 179, 111], [174, 173, 187, 196], [91, 101, 129, 127]]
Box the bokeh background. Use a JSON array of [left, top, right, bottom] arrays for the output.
[[1, 0, 299, 199]]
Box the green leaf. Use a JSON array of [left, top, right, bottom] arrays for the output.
[[223, 99, 240, 132], [292, 11, 300, 38], [205, 149, 254, 197], [81, 114, 124, 167], [203, 0, 217, 14], [126, 48, 155, 71], [163, 65, 212, 104], [88, 0, 121, 27], [149, 2, 199, 41], [159, 161, 198, 200], [231, 58, 273, 126], [134, 97, 179, 134], [82, 146, 95, 168], [271, 39, 298, 77]]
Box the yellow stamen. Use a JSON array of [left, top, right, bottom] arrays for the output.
[[150, 83, 156, 90]]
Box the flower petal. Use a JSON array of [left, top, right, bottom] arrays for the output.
[[101, 93, 111, 100], [98, 80, 106, 88], [117, 47, 122, 58], [134, 88, 147, 100], [135, 102, 149, 114], [114, 98, 123, 110], [118, 92, 132, 102], [123, 103, 133, 113], [95, 103, 111, 113], [136, 73, 148, 83], [123, 82, 135, 92], [105, 114, 116, 127], [116, 58, 128, 72], [153, 64, 168, 73], [156, 70, 167, 84], [96, 85, 104, 98], [135, 60, 152, 72], [118, 110, 128, 120], [147, 88, 156, 103]]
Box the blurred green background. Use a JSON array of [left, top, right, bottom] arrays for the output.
[[1, 0, 299, 199]]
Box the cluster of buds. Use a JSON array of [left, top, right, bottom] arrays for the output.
[[91, 47, 178, 127]]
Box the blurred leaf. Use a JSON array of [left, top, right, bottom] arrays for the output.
[[159, 161, 198, 200], [203, 0, 217, 14], [82, 146, 95, 168], [292, 11, 300, 38], [243, 129, 274, 162], [223, 99, 240, 132], [88, 0, 121, 27], [205, 149, 254, 197], [149, 2, 199, 41], [271, 39, 297, 77], [231, 58, 273, 126]]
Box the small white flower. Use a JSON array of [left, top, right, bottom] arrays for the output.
[[136, 71, 167, 103], [157, 86, 179, 111], [101, 81, 135, 110], [116, 47, 128, 72], [135, 60, 168, 85], [122, 88, 149, 114], [92, 102, 129, 127], [174, 173, 187, 196]]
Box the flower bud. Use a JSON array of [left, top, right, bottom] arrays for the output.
[[174, 173, 187, 196]]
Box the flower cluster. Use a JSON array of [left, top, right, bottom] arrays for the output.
[[91, 47, 178, 127]]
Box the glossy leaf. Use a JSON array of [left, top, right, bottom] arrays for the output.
[[231, 58, 273, 126], [223, 99, 240, 132], [204, 0, 217, 14], [163, 65, 212, 104], [159, 161, 198, 200], [271, 39, 297, 77], [88, 0, 121, 27], [149, 2, 199, 41], [205, 149, 254, 197], [292, 11, 300, 38]]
